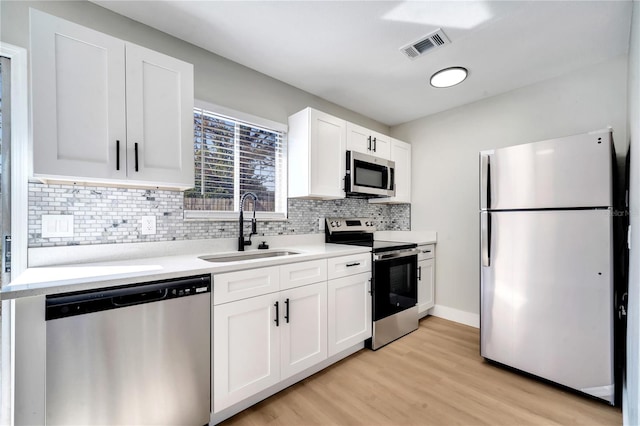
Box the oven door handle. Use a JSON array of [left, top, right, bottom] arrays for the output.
[[373, 248, 419, 261]]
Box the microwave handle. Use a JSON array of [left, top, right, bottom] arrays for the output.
[[388, 167, 394, 191]]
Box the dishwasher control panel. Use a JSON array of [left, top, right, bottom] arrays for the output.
[[45, 274, 211, 320]]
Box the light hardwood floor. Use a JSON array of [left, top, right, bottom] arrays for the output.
[[221, 316, 621, 426]]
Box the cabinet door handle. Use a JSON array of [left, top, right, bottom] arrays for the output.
[[274, 301, 280, 327], [346, 262, 360, 267], [284, 298, 290, 323], [367, 136, 372, 151], [418, 266, 422, 281], [373, 137, 377, 152], [134, 142, 139, 172], [116, 140, 120, 171]]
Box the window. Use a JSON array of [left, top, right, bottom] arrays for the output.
[[184, 101, 287, 220]]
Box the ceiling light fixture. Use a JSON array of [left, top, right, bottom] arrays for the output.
[[430, 67, 468, 88]]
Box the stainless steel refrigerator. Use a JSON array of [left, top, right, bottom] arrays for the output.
[[479, 129, 615, 404]]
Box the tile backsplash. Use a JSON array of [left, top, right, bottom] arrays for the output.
[[28, 182, 410, 248]]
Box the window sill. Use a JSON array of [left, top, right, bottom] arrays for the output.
[[183, 210, 288, 222]]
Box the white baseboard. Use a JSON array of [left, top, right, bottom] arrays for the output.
[[430, 304, 480, 328]]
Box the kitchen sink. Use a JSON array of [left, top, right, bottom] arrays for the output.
[[198, 250, 301, 263]]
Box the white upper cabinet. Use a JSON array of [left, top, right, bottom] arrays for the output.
[[30, 10, 194, 189], [370, 138, 412, 204], [124, 44, 194, 187], [288, 108, 346, 199], [31, 9, 127, 182], [346, 122, 390, 159]]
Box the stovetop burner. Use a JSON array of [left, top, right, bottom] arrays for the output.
[[324, 217, 416, 253]]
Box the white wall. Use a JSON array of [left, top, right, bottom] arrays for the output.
[[391, 56, 628, 321], [0, 0, 389, 134], [624, 2, 639, 424]]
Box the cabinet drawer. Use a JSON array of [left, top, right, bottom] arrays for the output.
[[417, 244, 435, 261], [327, 253, 371, 280], [214, 266, 280, 305], [280, 259, 327, 291]]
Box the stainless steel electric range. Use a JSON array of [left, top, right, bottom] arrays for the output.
[[325, 218, 419, 350]]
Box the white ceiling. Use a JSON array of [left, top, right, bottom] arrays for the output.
[[92, 0, 632, 126]]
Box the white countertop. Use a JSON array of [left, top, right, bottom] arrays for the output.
[[374, 230, 437, 246], [2, 242, 370, 300]]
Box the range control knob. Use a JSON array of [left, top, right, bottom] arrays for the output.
[[330, 221, 337, 227]]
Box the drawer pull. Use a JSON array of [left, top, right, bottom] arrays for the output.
[[346, 262, 361, 267]]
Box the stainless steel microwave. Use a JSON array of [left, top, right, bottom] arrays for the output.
[[345, 151, 395, 197]]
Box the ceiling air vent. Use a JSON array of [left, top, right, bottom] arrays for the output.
[[400, 29, 450, 60]]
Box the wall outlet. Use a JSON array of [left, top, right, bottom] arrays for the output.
[[318, 218, 325, 231], [141, 216, 156, 235], [42, 215, 74, 238]]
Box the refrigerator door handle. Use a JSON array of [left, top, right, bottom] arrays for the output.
[[481, 212, 491, 267], [480, 153, 491, 209]]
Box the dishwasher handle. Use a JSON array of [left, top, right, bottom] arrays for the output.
[[112, 289, 168, 307]]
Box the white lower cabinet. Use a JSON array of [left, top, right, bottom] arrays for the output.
[[213, 292, 281, 411], [213, 261, 331, 414], [213, 255, 374, 416], [280, 282, 328, 379], [328, 272, 372, 357], [213, 282, 328, 412], [417, 244, 436, 317]]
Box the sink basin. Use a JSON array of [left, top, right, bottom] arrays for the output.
[[199, 250, 301, 263]]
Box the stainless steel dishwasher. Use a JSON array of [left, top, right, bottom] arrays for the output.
[[45, 274, 211, 426]]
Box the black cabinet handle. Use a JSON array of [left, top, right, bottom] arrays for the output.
[[134, 142, 139, 172], [116, 140, 120, 171], [346, 262, 360, 267], [418, 266, 422, 281], [373, 137, 377, 152], [284, 298, 290, 323], [367, 136, 372, 151], [274, 301, 279, 327]]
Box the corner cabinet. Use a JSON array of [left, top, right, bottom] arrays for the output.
[[370, 138, 411, 204], [30, 9, 194, 190], [288, 108, 346, 199]]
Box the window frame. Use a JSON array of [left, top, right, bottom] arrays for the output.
[[184, 100, 288, 221]]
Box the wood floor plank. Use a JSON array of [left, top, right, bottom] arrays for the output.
[[220, 316, 621, 426]]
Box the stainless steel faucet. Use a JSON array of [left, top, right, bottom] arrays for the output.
[[238, 192, 258, 251]]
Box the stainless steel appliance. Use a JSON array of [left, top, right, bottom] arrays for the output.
[[345, 151, 395, 197], [45, 275, 211, 425], [480, 129, 617, 404], [325, 218, 418, 350]]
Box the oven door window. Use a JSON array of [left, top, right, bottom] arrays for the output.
[[354, 160, 388, 189], [373, 255, 417, 321]]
